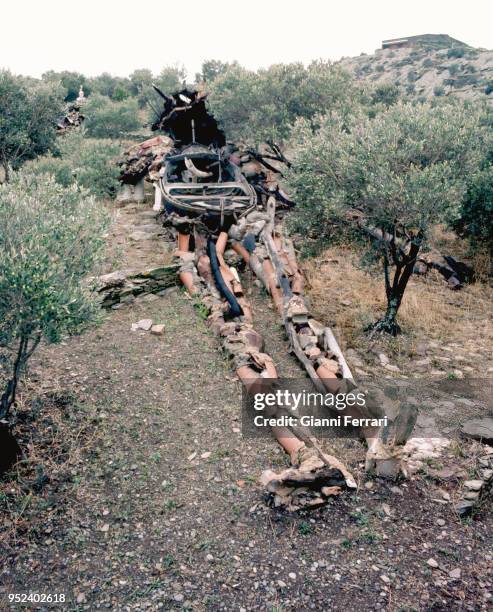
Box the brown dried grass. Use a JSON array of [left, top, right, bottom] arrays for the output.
[[303, 246, 493, 349]]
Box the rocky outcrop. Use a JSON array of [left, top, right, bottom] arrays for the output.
[[96, 265, 179, 309]]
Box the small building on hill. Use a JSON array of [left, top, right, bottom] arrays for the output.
[[382, 34, 468, 50]]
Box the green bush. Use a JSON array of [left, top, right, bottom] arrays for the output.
[[0, 172, 109, 416], [454, 167, 493, 254], [207, 61, 359, 145], [447, 47, 465, 59], [0, 71, 64, 179], [286, 101, 487, 333], [25, 155, 73, 187], [83, 95, 140, 138], [407, 69, 419, 82], [42, 70, 91, 102], [371, 83, 400, 104], [89, 73, 131, 100], [27, 130, 120, 198]]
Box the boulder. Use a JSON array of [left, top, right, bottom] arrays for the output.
[[461, 418, 493, 443]]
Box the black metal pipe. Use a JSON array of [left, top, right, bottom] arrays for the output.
[[207, 238, 243, 319]]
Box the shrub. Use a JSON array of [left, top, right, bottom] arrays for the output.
[[447, 47, 465, 59], [89, 73, 131, 100], [454, 166, 493, 262], [42, 70, 91, 102], [445, 74, 479, 88], [369, 84, 400, 107], [433, 85, 445, 97], [207, 61, 360, 145], [196, 60, 233, 83], [83, 95, 140, 138], [407, 69, 419, 82], [25, 156, 73, 188], [26, 130, 120, 198], [422, 58, 434, 69], [129, 68, 154, 108], [0, 172, 109, 416], [287, 102, 487, 334], [0, 71, 64, 180]]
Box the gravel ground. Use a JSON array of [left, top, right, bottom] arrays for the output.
[[1, 202, 492, 611]]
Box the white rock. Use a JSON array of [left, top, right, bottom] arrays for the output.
[[427, 558, 439, 568], [378, 353, 389, 366], [151, 324, 165, 336], [464, 480, 483, 491], [132, 318, 153, 331]]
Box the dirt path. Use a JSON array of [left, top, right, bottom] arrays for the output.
[[1, 201, 492, 611]]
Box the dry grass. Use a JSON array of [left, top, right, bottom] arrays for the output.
[[303, 246, 493, 350], [0, 390, 103, 555]]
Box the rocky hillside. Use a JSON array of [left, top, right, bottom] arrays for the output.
[[338, 34, 493, 102]]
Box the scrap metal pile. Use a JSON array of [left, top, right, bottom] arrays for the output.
[[56, 103, 84, 132], [120, 86, 419, 510]]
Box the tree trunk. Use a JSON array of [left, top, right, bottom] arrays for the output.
[[0, 336, 27, 418], [0, 334, 40, 419], [1, 159, 9, 183], [371, 235, 422, 336]]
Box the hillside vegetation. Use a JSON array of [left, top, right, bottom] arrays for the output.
[[338, 35, 493, 101]]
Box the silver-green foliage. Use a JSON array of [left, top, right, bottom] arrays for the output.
[[82, 94, 141, 139], [207, 61, 360, 145], [26, 129, 120, 198], [288, 100, 486, 242], [0, 70, 64, 179], [0, 172, 109, 415], [287, 100, 488, 332]]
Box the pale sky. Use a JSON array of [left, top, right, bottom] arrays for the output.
[[1, 0, 491, 79]]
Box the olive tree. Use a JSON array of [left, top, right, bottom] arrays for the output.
[[129, 68, 154, 108], [42, 70, 91, 101], [287, 101, 487, 334], [454, 167, 493, 266], [195, 60, 233, 83], [452, 106, 493, 266], [27, 129, 120, 198], [0, 172, 109, 417], [207, 61, 359, 145], [154, 65, 186, 94], [0, 71, 63, 180], [82, 94, 140, 138]]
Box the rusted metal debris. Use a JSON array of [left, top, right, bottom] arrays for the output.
[[118, 88, 293, 211], [56, 103, 84, 132], [117, 135, 173, 186], [352, 213, 474, 290], [119, 86, 419, 510]]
